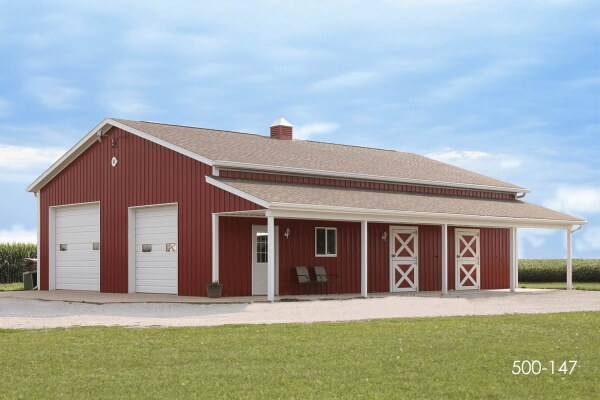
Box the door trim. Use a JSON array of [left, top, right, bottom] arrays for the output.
[[389, 225, 419, 292], [49, 201, 100, 291], [455, 228, 480, 290], [128, 203, 179, 295], [251, 224, 279, 296]]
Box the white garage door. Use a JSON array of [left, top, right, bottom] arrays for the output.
[[54, 203, 100, 291], [135, 205, 178, 294]]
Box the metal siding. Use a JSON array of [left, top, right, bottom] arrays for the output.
[[39, 127, 262, 294], [220, 170, 515, 200]]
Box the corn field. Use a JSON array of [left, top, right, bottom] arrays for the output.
[[0, 243, 37, 283]]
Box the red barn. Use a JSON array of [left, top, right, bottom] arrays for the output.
[[27, 117, 585, 300]]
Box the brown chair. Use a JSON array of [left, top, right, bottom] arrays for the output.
[[313, 266, 339, 294], [294, 266, 312, 295]]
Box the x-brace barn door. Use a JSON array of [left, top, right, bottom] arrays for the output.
[[390, 226, 418, 292], [455, 229, 480, 290]]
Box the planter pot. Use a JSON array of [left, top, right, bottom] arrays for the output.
[[206, 283, 223, 298]]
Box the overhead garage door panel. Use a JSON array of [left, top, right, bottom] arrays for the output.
[[54, 203, 100, 291], [135, 205, 178, 294]]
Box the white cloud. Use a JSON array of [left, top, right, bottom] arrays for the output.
[[423, 59, 538, 103], [294, 122, 340, 140], [0, 225, 36, 244], [0, 144, 65, 170], [426, 150, 491, 162], [575, 226, 600, 252], [104, 90, 154, 116], [26, 76, 83, 109], [310, 71, 377, 92], [544, 187, 600, 215], [518, 229, 557, 257], [426, 149, 522, 170]]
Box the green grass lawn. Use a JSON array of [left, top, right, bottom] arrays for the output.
[[1, 313, 598, 399], [0, 282, 23, 291], [520, 282, 600, 291]]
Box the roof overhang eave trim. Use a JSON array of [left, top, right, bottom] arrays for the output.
[[27, 118, 216, 193], [213, 160, 530, 194], [267, 203, 587, 229]]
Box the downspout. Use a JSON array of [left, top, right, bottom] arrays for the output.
[[571, 224, 583, 234], [516, 192, 526, 199]]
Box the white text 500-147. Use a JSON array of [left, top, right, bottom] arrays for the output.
[[512, 360, 578, 375]]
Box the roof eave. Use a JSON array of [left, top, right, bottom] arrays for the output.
[[213, 160, 530, 194]]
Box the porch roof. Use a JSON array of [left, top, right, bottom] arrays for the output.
[[207, 177, 586, 228]]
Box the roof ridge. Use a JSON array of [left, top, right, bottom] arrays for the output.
[[114, 118, 414, 156]]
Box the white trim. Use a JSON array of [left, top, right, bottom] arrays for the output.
[[48, 206, 55, 290], [205, 176, 270, 208], [510, 227, 516, 292], [127, 208, 135, 293], [36, 192, 40, 290], [441, 223, 448, 295], [212, 213, 219, 282], [251, 224, 279, 298], [455, 228, 480, 290], [267, 218, 275, 302], [214, 161, 530, 194], [128, 203, 179, 295], [27, 118, 215, 193], [28, 119, 112, 192], [566, 227, 573, 291], [27, 118, 530, 196], [389, 225, 419, 292], [315, 227, 337, 257], [268, 204, 585, 229], [514, 228, 519, 288], [361, 221, 368, 298], [109, 119, 214, 167], [49, 201, 100, 291]]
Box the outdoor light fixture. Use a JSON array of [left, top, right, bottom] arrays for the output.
[[284, 227, 291, 239], [381, 231, 387, 241]]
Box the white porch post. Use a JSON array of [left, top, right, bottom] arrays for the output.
[[514, 228, 519, 288], [566, 227, 573, 291], [361, 221, 368, 298], [510, 227, 516, 292], [211, 213, 219, 282], [267, 215, 275, 302], [36, 192, 41, 290], [441, 224, 448, 295]]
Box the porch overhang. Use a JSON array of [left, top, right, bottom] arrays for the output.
[[205, 176, 586, 229]]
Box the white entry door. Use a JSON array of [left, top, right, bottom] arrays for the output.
[[455, 229, 480, 290], [54, 203, 100, 291], [251, 225, 278, 295], [134, 205, 178, 294], [390, 226, 419, 292]]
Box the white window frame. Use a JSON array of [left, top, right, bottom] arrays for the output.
[[315, 227, 337, 257]]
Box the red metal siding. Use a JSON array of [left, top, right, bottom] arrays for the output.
[[367, 224, 442, 292], [220, 170, 515, 200], [218, 218, 362, 296], [278, 219, 361, 295], [39, 127, 262, 294], [448, 226, 510, 290]]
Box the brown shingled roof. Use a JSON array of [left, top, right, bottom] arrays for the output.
[[211, 178, 584, 224], [113, 119, 527, 192]]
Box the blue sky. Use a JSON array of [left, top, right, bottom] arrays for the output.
[[0, 0, 598, 258]]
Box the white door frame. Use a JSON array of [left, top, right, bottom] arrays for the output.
[[389, 225, 419, 292], [128, 202, 179, 295], [251, 224, 279, 295], [49, 201, 101, 291], [455, 228, 481, 290]]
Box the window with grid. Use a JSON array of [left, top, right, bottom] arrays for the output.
[[256, 233, 268, 263], [315, 227, 337, 256]]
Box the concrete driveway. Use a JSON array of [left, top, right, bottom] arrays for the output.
[[1, 289, 599, 329]]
